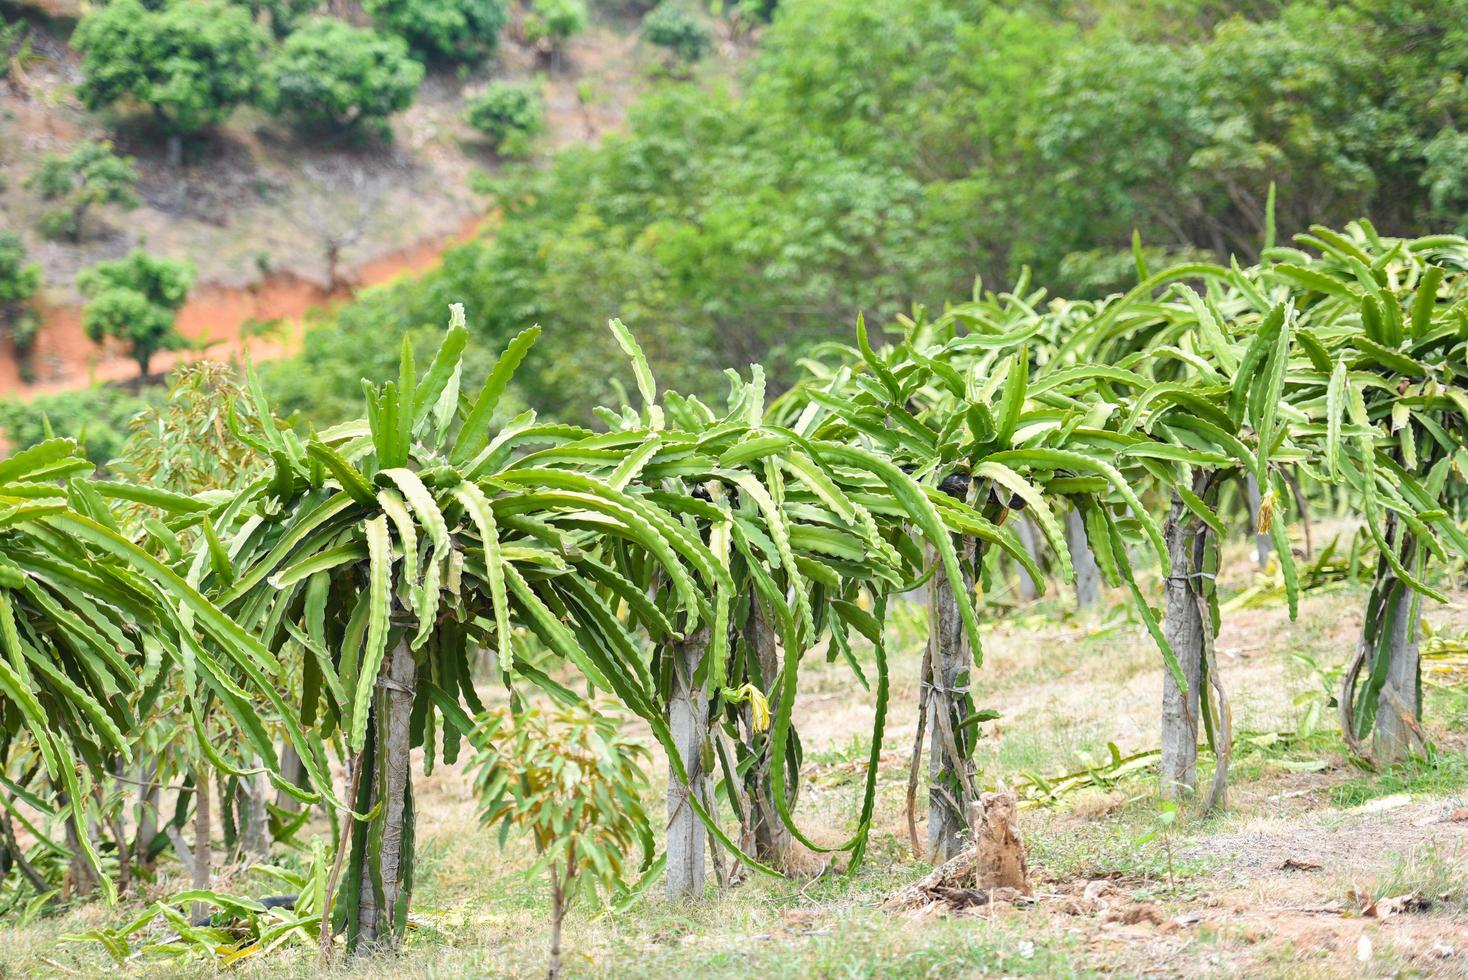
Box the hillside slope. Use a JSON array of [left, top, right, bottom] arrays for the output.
[[1, 0, 739, 392]]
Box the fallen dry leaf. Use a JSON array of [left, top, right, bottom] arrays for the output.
[[1279, 858, 1323, 871], [780, 908, 819, 929], [1105, 903, 1164, 927], [1349, 888, 1431, 919]]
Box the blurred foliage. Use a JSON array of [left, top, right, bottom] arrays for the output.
[[26, 140, 140, 243], [362, 0, 509, 61], [260, 18, 424, 134], [252, 281, 513, 426], [464, 81, 545, 155], [231, 0, 324, 38], [524, 0, 588, 49], [0, 386, 158, 468], [72, 0, 268, 134], [277, 0, 1468, 427], [17, 0, 1467, 442], [642, 2, 713, 65], [0, 232, 41, 372]]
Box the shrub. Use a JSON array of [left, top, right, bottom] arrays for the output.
[[26, 139, 140, 242], [642, 2, 711, 65], [261, 18, 424, 133], [362, 0, 509, 62], [0, 231, 41, 372], [0, 385, 157, 467], [72, 0, 267, 135], [76, 250, 195, 377], [464, 81, 544, 155]]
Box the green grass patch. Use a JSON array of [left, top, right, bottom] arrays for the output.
[[1329, 751, 1468, 808]]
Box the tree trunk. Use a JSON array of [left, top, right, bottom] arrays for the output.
[[192, 767, 211, 921], [166, 133, 183, 168], [239, 757, 270, 864], [1160, 492, 1205, 800], [1245, 474, 1271, 569], [275, 742, 305, 814], [351, 639, 417, 952], [1066, 509, 1100, 610], [743, 602, 790, 866], [134, 756, 161, 875], [70, 201, 91, 243], [666, 626, 710, 901], [1372, 578, 1421, 762], [927, 536, 978, 862], [547, 864, 565, 980], [1342, 516, 1425, 764], [63, 807, 99, 900], [136, 350, 153, 379], [1015, 517, 1041, 602]]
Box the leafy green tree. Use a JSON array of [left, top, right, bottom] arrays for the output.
[[26, 139, 140, 242], [0, 231, 41, 370], [72, 0, 267, 143], [1029, 39, 1205, 269], [523, 0, 587, 52], [464, 81, 543, 154], [76, 250, 194, 377], [362, 0, 509, 62], [642, 2, 712, 66], [261, 19, 424, 134]]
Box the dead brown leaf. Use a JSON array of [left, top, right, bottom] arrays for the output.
[[1349, 888, 1431, 919], [1105, 903, 1164, 927], [1279, 858, 1323, 871]]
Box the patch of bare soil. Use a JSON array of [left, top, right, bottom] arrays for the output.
[[854, 579, 1468, 976], [879, 794, 1467, 976]]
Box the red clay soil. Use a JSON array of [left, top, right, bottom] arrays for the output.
[[0, 216, 482, 399]]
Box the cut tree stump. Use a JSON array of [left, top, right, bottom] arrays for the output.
[[884, 789, 1030, 914]]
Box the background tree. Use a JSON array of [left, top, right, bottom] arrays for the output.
[[642, 2, 712, 67], [522, 0, 587, 60], [464, 81, 544, 155], [76, 250, 194, 377], [26, 139, 140, 242], [0, 232, 41, 374], [260, 19, 424, 135], [72, 0, 267, 161], [362, 0, 509, 62]]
